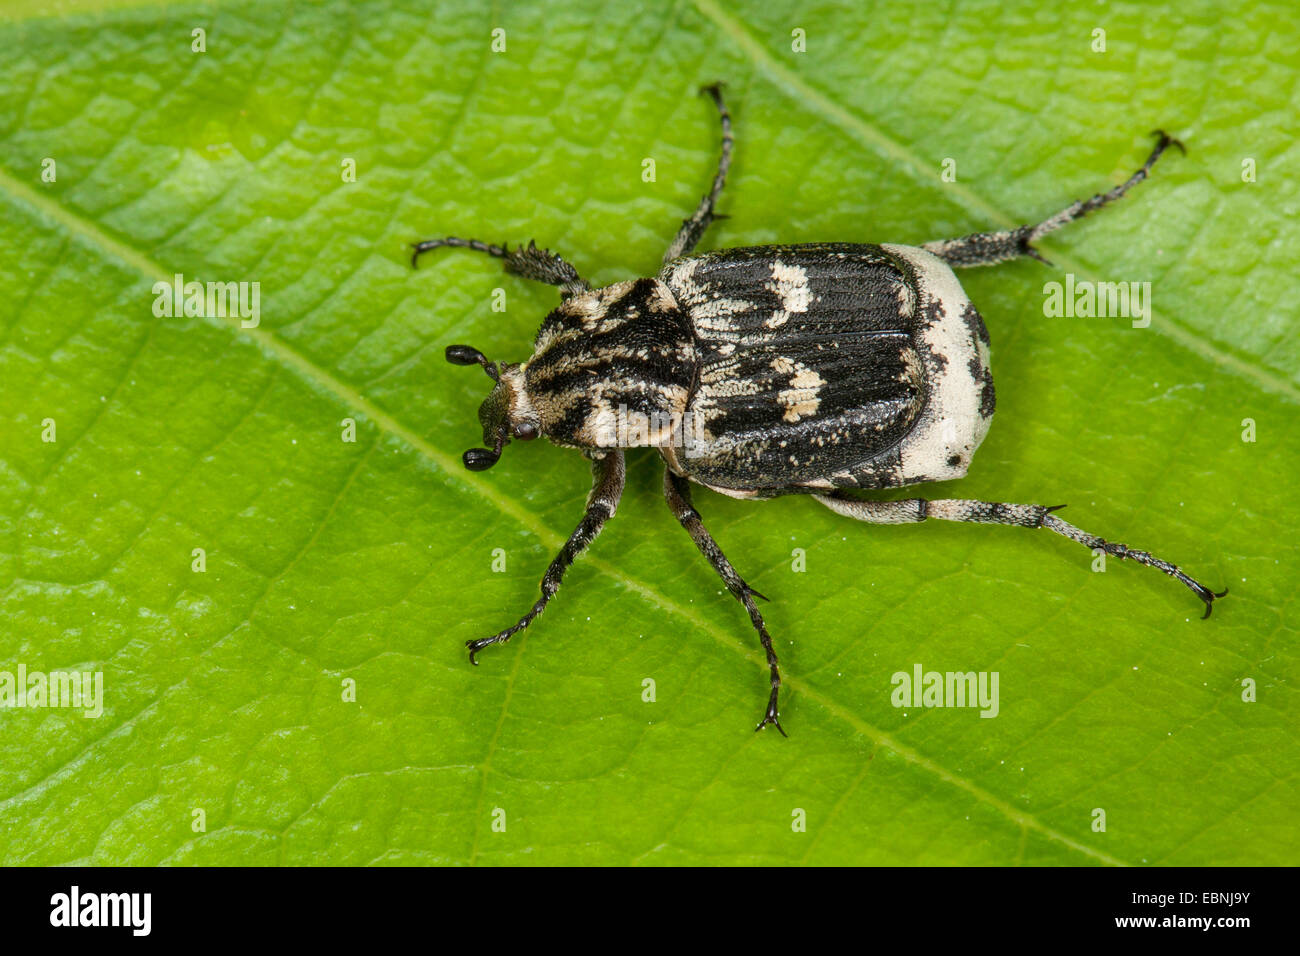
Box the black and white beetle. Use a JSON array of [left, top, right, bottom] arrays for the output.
[[415, 85, 1226, 735]]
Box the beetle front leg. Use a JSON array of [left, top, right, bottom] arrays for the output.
[[411, 236, 591, 297], [662, 84, 735, 266], [922, 131, 1184, 268], [467, 451, 625, 663], [664, 469, 786, 736], [816, 493, 1227, 618]]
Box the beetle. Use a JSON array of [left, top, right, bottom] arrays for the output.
[[414, 84, 1226, 734]]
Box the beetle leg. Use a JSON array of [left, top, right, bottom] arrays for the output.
[[921, 131, 1185, 268], [816, 493, 1227, 618], [466, 451, 625, 663], [411, 236, 590, 297], [664, 469, 786, 736], [662, 84, 735, 266]]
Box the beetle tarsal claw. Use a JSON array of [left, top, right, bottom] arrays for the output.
[[1150, 129, 1187, 154], [466, 626, 515, 664], [755, 701, 787, 737], [1197, 586, 1230, 620]]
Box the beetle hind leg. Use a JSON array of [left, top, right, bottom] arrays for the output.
[[922, 131, 1184, 268], [1040, 509, 1227, 619], [411, 236, 590, 297], [662, 84, 735, 266], [664, 469, 786, 735], [816, 493, 1226, 618]]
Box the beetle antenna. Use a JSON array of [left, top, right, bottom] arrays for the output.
[[462, 447, 500, 471], [463, 431, 507, 471], [445, 344, 499, 382]]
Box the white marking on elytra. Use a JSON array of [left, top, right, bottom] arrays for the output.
[[691, 297, 757, 328], [771, 355, 824, 422], [896, 278, 917, 317], [764, 259, 811, 329], [665, 258, 706, 304], [647, 282, 678, 313]]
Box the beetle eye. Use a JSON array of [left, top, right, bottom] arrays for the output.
[[513, 422, 539, 441]]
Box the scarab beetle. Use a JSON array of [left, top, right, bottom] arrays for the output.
[[415, 84, 1225, 734]]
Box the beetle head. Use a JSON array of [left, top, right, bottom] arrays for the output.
[[445, 345, 540, 471]]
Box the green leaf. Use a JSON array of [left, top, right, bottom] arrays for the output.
[[1, 0, 1296, 866]]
